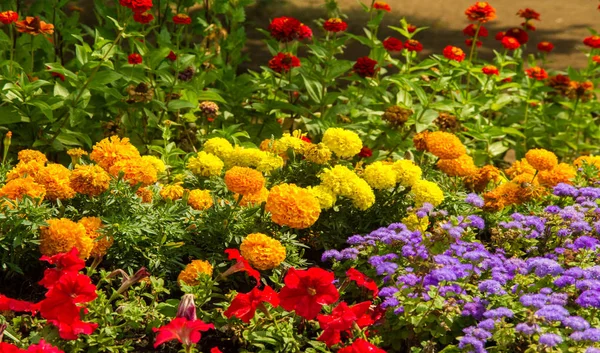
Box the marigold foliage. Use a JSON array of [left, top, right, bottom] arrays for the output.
[[187, 152, 224, 177], [187, 189, 214, 210], [321, 128, 363, 158], [69, 165, 111, 197], [266, 183, 321, 229], [178, 260, 213, 286], [240, 233, 286, 270], [224, 167, 265, 195], [40, 218, 93, 259]]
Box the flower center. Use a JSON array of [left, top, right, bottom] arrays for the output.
[[307, 287, 317, 296]]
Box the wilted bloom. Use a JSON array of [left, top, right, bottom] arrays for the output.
[[128, 53, 142, 65], [176, 294, 197, 321], [525, 66, 548, 80], [353, 57, 378, 77], [15, 16, 54, 36], [323, 18, 347, 32], [442, 46, 466, 62], [465, 2, 496, 23], [537, 41, 554, 52], [173, 13, 191, 25], [268, 52, 301, 73], [518, 8, 541, 20], [383, 37, 403, 52], [166, 51, 177, 61], [0, 11, 18, 25]]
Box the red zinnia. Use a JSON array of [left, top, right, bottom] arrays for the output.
[[593, 55, 600, 64], [481, 65, 499, 76], [495, 31, 505, 40], [358, 146, 373, 158], [128, 53, 142, 65], [268, 16, 302, 42], [173, 13, 191, 25], [517, 8, 540, 21], [373, 1, 391, 12], [119, 0, 153, 13], [222, 249, 261, 283], [0, 10, 18, 24], [268, 52, 301, 73], [298, 24, 312, 40], [501, 36, 520, 50], [338, 339, 387, 353], [153, 317, 214, 348], [584, 35, 600, 49], [383, 37, 403, 52], [525, 66, 548, 80], [133, 11, 154, 24], [404, 39, 423, 52], [504, 27, 529, 44], [317, 301, 372, 346], [346, 268, 378, 296], [465, 39, 482, 47], [465, 1, 496, 23], [442, 46, 466, 62], [278, 267, 340, 320], [166, 51, 177, 61], [224, 286, 279, 323], [407, 24, 417, 33], [353, 57, 378, 78], [522, 22, 536, 31], [537, 41, 554, 53], [323, 18, 347, 32], [463, 24, 488, 37]]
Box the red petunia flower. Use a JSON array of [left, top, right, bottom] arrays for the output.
[[465, 39, 482, 47], [358, 146, 373, 158], [404, 39, 423, 52], [346, 268, 379, 297], [481, 65, 499, 76], [407, 24, 417, 33], [353, 57, 378, 78], [0, 294, 36, 313], [210, 348, 223, 353], [26, 340, 65, 353], [0, 343, 23, 353], [584, 35, 600, 49], [383, 37, 403, 52], [268, 16, 302, 42], [119, 0, 153, 13], [373, 1, 391, 12], [465, 1, 496, 23], [0, 10, 18, 24], [525, 66, 548, 80], [166, 51, 177, 61], [39, 247, 85, 289], [338, 339, 387, 353], [153, 317, 214, 348], [501, 36, 520, 50], [128, 53, 142, 65], [133, 11, 154, 24], [222, 249, 261, 284], [279, 267, 339, 320], [173, 13, 191, 25], [323, 18, 347, 32], [463, 24, 488, 37], [224, 285, 279, 322], [504, 27, 529, 44], [537, 41, 554, 53], [317, 301, 372, 346], [517, 8, 540, 21], [268, 52, 301, 73], [442, 46, 466, 62], [298, 24, 313, 40]]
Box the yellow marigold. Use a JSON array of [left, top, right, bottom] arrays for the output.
[[160, 182, 184, 201], [425, 131, 466, 159], [413, 131, 429, 151], [187, 151, 224, 177], [18, 149, 47, 164], [136, 187, 153, 203], [392, 160, 422, 187], [0, 176, 46, 201], [225, 146, 266, 168], [240, 233, 286, 270], [67, 148, 88, 159], [224, 166, 265, 195], [278, 133, 307, 154], [574, 155, 600, 169], [90, 136, 141, 171], [303, 143, 332, 165], [362, 161, 397, 189], [505, 159, 536, 179], [109, 157, 158, 186], [265, 183, 321, 229], [203, 137, 234, 159], [464, 165, 502, 192], [79, 216, 112, 258], [307, 185, 336, 209], [319, 165, 360, 196], [525, 148, 558, 171], [188, 189, 214, 210], [235, 187, 269, 207], [402, 213, 430, 232], [6, 160, 45, 180], [40, 218, 93, 259], [178, 260, 213, 286], [437, 154, 478, 177], [257, 153, 284, 174], [538, 163, 576, 187], [411, 179, 444, 206], [349, 178, 376, 210], [321, 128, 363, 158], [34, 164, 76, 200], [141, 155, 166, 173], [69, 164, 111, 197]]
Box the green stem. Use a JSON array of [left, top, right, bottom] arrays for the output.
[[8, 25, 14, 77], [465, 23, 481, 91], [522, 79, 533, 154], [30, 36, 35, 74]]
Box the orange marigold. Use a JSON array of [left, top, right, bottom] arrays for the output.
[[574, 155, 600, 169], [136, 187, 153, 203], [505, 159, 536, 179], [265, 183, 321, 229], [188, 189, 214, 210], [538, 163, 576, 187], [224, 166, 265, 195], [34, 164, 76, 200], [79, 216, 113, 258], [525, 148, 558, 171], [483, 181, 522, 212], [464, 165, 502, 192], [6, 160, 45, 180], [40, 218, 93, 259], [240, 233, 286, 270], [108, 157, 158, 186], [425, 131, 466, 159], [69, 164, 111, 197], [0, 176, 46, 201], [160, 183, 185, 201], [178, 260, 213, 286], [437, 154, 478, 177], [18, 149, 47, 164], [235, 187, 269, 207], [90, 136, 141, 171]]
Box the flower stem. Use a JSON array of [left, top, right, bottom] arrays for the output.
[[465, 23, 481, 91], [30, 36, 35, 74]]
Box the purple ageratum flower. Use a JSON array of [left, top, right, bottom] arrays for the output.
[[549, 293, 568, 306], [463, 326, 492, 341], [526, 258, 564, 277], [458, 336, 486, 353], [579, 187, 600, 199], [553, 183, 579, 197], [346, 235, 365, 245], [540, 287, 553, 294], [574, 236, 600, 250], [462, 299, 487, 320], [539, 333, 563, 347], [465, 193, 484, 208], [397, 273, 420, 287], [582, 328, 600, 342], [545, 205, 561, 214], [572, 221, 593, 233], [584, 266, 600, 280], [379, 286, 399, 298], [557, 229, 572, 237], [478, 280, 506, 295], [468, 215, 485, 229], [515, 322, 540, 335], [388, 222, 408, 231], [562, 316, 591, 331], [381, 296, 399, 308], [483, 307, 513, 319], [586, 348, 600, 353], [463, 250, 489, 262], [576, 290, 600, 308], [439, 284, 465, 297], [576, 280, 600, 291], [477, 319, 496, 331], [340, 248, 359, 260], [565, 267, 586, 278], [554, 275, 576, 288], [520, 294, 547, 308], [393, 306, 404, 314], [535, 305, 570, 321], [321, 249, 342, 262]]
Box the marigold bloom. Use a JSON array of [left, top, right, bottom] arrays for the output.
[[323, 18, 347, 32], [153, 317, 214, 348], [392, 160, 422, 187], [0, 176, 46, 202], [350, 178, 376, 210], [411, 179, 444, 206], [442, 46, 466, 62], [353, 57, 378, 78], [240, 233, 286, 270], [319, 165, 361, 196], [318, 301, 372, 346], [141, 155, 166, 173], [279, 267, 339, 320], [537, 41, 554, 52], [373, 1, 391, 12], [187, 152, 224, 177], [266, 183, 321, 229], [463, 24, 488, 37], [338, 339, 386, 353], [501, 36, 520, 50], [18, 149, 47, 164], [464, 165, 501, 192], [90, 136, 141, 171], [136, 187, 153, 203], [307, 185, 336, 209], [404, 39, 423, 52], [268, 52, 301, 73], [303, 143, 332, 164], [224, 167, 265, 195], [482, 65, 499, 76], [425, 131, 466, 159], [525, 148, 558, 171], [35, 164, 76, 200], [109, 158, 158, 186], [517, 8, 540, 20], [133, 11, 154, 24], [322, 127, 363, 158], [574, 155, 600, 168], [67, 148, 88, 162], [173, 13, 191, 25], [235, 187, 269, 207], [538, 163, 576, 187], [224, 146, 267, 169], [504, 27, 528, 44], [525, 66, 548, 80], [40, 218, 93, 259], [128, 53, 143, 65], [465, 2, 496, 23], [6, 160, 45, 180], [437, 154, 478, 177], [505, 159, 536, 178], [15, 16, 54, 35], [160, 183, 184, 201], [224, 286, 279, 323], [203, 137, 233, 159], [187, 189, 213, 210], [178, 260, 213, 285], [383, 37, 403, 52], [362, 161, 397, 189], [0, 10, 18, 24], [402, 213, 430, 232], [413, 131, 429, 151], [268, 16, 302, 42], [69, 164, 111, 197], [79, 217, 112, 258]]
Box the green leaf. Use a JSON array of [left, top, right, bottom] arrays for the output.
[[89, 70, 123, 87], [167, 100, 197, 111], [196, 91, 226, 104], [54, 83, 69, 97], [301, 74, 323, 104]]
